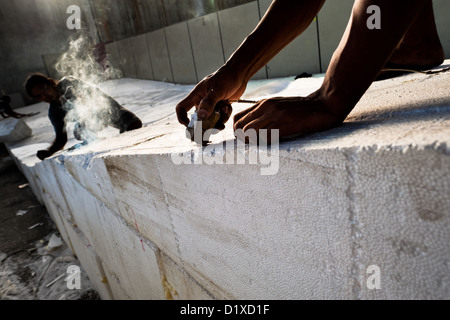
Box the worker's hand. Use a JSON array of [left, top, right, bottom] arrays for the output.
[[233, 94, 344, 144], [176, 66, 247, 127], [36, 150, 52, 161]]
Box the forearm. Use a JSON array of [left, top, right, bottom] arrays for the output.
[[225, 0, 326, 82], [47, 132, 68, 155]]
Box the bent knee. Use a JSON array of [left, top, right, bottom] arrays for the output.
[[120, 117, 142, 133], [126, 118, 143, 131]]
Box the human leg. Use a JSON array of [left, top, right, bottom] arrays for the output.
[[376, 0, 444, 79], [386, 0, 444, 69], [116, 108, 142, 133]]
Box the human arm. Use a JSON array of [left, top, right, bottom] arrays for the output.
[[233, 0, 433, 141], [37, 105, 68, 161], [176, 0, 326, 125], [36, 131, 68, 160]]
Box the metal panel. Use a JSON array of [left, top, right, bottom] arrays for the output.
[[188, 12, 225, 81], [130, 34, 154, 80], [116, 38, 138, 78], [165, 22, 198, 84], [146, 29, 174, 82]]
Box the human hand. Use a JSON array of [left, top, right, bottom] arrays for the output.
[[233, 95, 343, 144], [36, 150, 52, 161], [176, 66, 247, 127]]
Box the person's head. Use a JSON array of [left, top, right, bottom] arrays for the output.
[[25, 73, 59, 103]]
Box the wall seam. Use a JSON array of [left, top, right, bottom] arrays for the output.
[[129, 38, 138, 78], [315, 15, 323, 74], [163, 28, 175, 83], [256, 0, 269, 79], [186, 21, 199, 83], [216, 11, 226, 64], [144, 34, 156, 80]]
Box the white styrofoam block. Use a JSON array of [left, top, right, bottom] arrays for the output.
[[49, 159, 80, 225], [353, 147, 450, 299], [92, 211, 166, 300], [62, 223, 114, 300], [154, 151, 353, 299], [103, 154, 180, 263], [159, 251, 215, 300], [51, 164, 166, 299], [0, 118, 32, 142], [101, 262, 131, 300], [63, 154, 120, 215], [30, 161, 73, 239], [4, 63, 450, 300]]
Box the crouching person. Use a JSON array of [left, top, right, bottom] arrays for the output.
[[25, 73, 143, 160]]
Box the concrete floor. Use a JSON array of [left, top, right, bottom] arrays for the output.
[[0, 143, 53, 254], [0, 144, 99, 300]]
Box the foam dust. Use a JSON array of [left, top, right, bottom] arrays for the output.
[[54, 34, 122, 142]]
